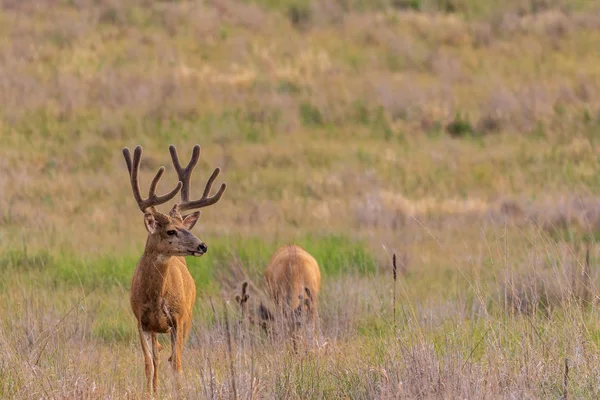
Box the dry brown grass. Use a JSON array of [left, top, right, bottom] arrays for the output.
[[2, 234, 600, 398]]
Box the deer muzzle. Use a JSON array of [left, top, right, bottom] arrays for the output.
[[192, 242, 207, 256]]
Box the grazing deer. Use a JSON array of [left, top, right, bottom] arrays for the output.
[[122, 144, 226, 394], [236, 245, 321, 348]]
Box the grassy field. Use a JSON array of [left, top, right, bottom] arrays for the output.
[[1, 0, 600, 398]]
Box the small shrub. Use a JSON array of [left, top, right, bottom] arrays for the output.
[[434, 0, 458, 13], [245, 128, 261, 143], [528, 0, 556, 14], [299, 102, 324, 127], [530, 122, 546, 139], [391, 0, 422, 11], [369, 106, 393, 141], [446, 113, 474, 138], [219, 26, 229, 40], [386, 54, 404, 72], [287, 2, 312, 31], [98, 6, 121, 25], [49, 32, 72, 49], [553, 103, 566, 117], [397, 130, 407, 145], [477, 115, 502, 134], [352, 100, 371, 125], [499, 200, 524, 219], [277, 80, 301, 94], [582, 109, 592, 124]]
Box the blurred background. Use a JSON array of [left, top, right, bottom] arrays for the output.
[[1, 0, 600, 397], [2, 0, 599, 259]]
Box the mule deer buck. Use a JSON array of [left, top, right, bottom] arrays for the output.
[[236, 245, 321, 349], [122, 144, 226, 394]]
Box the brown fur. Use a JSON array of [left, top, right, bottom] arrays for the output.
[[123, 145, 226, 394], [264, 245, 321, 346], [265, 245, 321, 316]]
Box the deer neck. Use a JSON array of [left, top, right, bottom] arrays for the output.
[[138, 240, 175, 290]]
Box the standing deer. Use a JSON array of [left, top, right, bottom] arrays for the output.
[[122, 144, 226, 394], [236, 245, 321, 349]]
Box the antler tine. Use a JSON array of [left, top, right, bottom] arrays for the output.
[[202, 167, 223, 199], [123, 147, 134, 174], [148, 166, 183, 206], [122, 146, 144, 211], [169, 144, 200, 203], [169, 144, 227, 213], [179, 170, 227, 212], [122, 145, 183, 213]]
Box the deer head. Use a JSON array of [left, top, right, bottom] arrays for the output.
[[122, 144, 226, 257], [235, 281, 274, 332]]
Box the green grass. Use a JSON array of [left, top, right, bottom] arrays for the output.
[[0, 234, 378, 293]]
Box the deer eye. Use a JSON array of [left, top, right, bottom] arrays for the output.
[[167, 230, 177, 236]]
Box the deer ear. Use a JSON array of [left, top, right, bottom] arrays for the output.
[[169, 204, 183, 221], [182, 211, 200, 230], [143, 212, 157, 234]]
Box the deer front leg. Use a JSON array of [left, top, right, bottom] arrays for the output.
[[138, 323, 155, 394]]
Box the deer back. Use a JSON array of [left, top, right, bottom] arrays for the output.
[[264, 245, 321, 311]]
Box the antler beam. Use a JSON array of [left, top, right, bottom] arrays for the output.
[[169, 144, 227, 213], [123, 145, 183, 212]]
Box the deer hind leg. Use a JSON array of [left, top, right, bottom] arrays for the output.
[[138, 323, 155, 394], [307, 297, 318, 346], [168, 321, 185, 393], [311, 306, 320, 346], [182, 318, 192, 345], [151, 333, 160, 392], [169, 323, 184, 373], [288, 303, 302, 353]]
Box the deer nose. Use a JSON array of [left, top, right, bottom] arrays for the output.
[[198, 243, 208, 253]]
